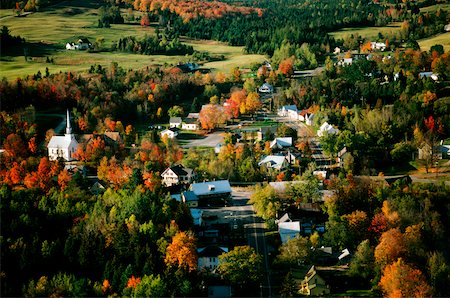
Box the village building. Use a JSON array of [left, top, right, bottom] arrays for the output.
[[278, 220, 301, 244], [169, 117, 182, 128], [258, 83, 274, 93], [161, 164, 196, 186], [160, 127, 179, 139], [317, 122, 339, 137], [197, 246, 228, 271], [270, 137, 293, 150], [299, 266, 331, 296], [258, 155, 288, 171], [47, 110, 78, 161], [182, 118, 199, 130], [188, 180, 232, 207]]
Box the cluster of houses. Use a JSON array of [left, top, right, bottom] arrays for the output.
[[65, 38, 92, 51], [160, 114, 200, 139]]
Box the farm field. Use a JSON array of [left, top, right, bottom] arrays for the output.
[[418, 32, 450, 52], [0, 0, 266, 80], [329, 22, 402, 40]]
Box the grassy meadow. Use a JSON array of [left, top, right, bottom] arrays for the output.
[[420, 3, 450, 13], [0, 0, 266, 81], [418, 32, 450, 52], [330, 22, 402, 40]]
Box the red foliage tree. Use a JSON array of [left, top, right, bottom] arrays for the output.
[[278, 58, 294, 77]]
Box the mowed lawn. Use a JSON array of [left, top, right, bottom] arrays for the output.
[[329, 22, 402, 40], [418, 32, 450, 52], [0, 0, 266, 80]]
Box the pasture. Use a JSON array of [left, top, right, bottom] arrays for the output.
[[0, 0, 266, 80], [330, 22, 402, 40], [418, 32, 450, 52]]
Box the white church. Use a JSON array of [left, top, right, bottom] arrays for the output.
[[47, 110, 78, 161]]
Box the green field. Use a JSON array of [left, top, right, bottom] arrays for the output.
[[0, 0, 266, 80], [420, 3, 450, 13], [418, 32, 450, 52], [330, 22, 402, 40]]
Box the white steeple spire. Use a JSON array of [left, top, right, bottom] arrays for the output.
[[65, 109, 72, 135]]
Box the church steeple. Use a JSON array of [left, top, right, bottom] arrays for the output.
[[65, 109, 72, 135]]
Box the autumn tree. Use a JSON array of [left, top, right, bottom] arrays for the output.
[[164, 231, 197, 272], [249, 184, 280, 220], [243, 92, 261, 116], [217, 246, 262, 285], [199, 104, 228, 131], [375, 228, 405, 267], [225, 89, 246, 118], [132, 274, 167, 297], [348, 239, 375, 280], [278, 58, 294, 77], [276, 236, 311, 266], [379, 258, 431, 298]]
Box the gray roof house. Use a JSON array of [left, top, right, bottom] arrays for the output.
[[190, 180, 232, 207], [169, 117, 182, 128]]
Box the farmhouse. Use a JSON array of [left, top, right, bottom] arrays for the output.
[[66, 38, 92, 50], [47, 110, 78, 161]]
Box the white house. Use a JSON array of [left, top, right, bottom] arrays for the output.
[[278, 105, 297, 117], [181, 118, 199, 130], [160, 127, 179, 139], [197, 246, 228, 271], [258, 155, 288, 171], [47, 110, 78, 161], [169, 117, 182, 128], [161, 164, 196, 186], [258, 83, 274, 93], [370, 42, 387, 51], [270, 137, 293, 149], [278, 221, 301, 244], [317, 122, 339, 137]]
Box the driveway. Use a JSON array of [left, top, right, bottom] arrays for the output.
[[182, 131, 224, 148]]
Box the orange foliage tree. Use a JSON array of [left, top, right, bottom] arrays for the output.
[[379, 258, 431, 298], [127, 276, 141, 288], [375, 228, 405, 267], [57, 169, 72, 191], [278, 58, 294, 77], [164, 231, 197, 272], [199, 104, 228, 131]]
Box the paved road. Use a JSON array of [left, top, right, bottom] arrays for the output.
[[182, 131, 224, 148], [199, 188, 273, 296]]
